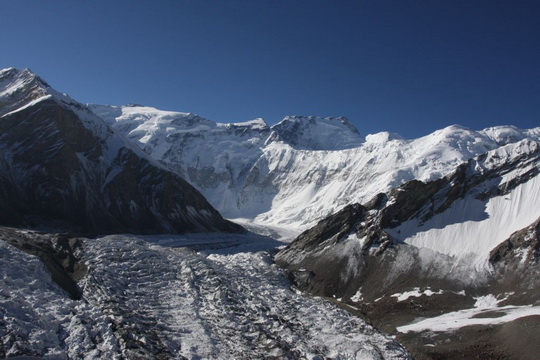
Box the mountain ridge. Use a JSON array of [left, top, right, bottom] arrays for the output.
[[1, 67, 539, 359], [0, 68, 242, 234], [93, 101, 540, 235]]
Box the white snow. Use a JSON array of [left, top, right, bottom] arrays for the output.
[[269, 115, 363, 150], [94, 103, 540, 237], [397, 293, 540, 333], [391, 288, 444, 302], [387, 141, 540, 269], [351, 288, 364, 302]]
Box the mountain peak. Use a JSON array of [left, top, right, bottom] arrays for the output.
[[0, 67, 75, 117], [268, 115, 363, 150]]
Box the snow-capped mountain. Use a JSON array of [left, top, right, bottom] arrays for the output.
[[275, 138, 540, 359], [0, 68, 242, 234], [2, 67, 539, 359], [266, 115, 363, 150], [94, 102, 540, 236]]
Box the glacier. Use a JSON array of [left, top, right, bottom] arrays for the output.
[[0, 231, 410, 359]]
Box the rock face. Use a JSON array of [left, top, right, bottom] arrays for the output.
[[489, 217, 540, 302], [0, 68, 243, 235]]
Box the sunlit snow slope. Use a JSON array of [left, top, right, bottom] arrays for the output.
[[387, 139, 540, 268], [91, 104, 540, 235]]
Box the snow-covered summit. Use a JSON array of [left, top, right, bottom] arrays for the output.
[[0, 68, 79, 117], [0, 68, 50, 116], [268, 115, 363, 150], [91, 98, 540, 235], [223, 117, 270, 131]]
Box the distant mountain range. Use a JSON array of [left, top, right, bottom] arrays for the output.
[[92, 99, 539, 238]]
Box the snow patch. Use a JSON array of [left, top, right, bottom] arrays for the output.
[[351, 288, 364, 302], [391, 288, 445, 302]]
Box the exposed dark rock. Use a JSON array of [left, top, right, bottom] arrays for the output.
[[490, 217, 540, 264], [0, 226, 85, 299], [0, 69, 244, 235], [488, 217, 540, 304]]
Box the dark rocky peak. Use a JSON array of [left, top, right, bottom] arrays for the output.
[[0, 68, 50, 116], [0, 69, 243, 235], [267, 115, 363, 150]]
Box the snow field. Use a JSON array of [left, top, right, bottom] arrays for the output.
[[397, 293, 540, 333], [388, 155, 540, 269]]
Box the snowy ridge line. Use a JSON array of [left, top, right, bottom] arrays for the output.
[[92, 101, 540, 234], [388, 139, 540, 269]]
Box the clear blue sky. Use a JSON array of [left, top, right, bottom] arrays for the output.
[[1, 0, 538, 138]]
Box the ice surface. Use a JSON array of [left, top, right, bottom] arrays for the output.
[[1, 233, 410, 359]]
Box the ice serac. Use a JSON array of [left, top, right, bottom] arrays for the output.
[[0, 68, 242, 234]]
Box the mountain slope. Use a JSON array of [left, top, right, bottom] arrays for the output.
[[0, 68, 242, 234], [275, 139, 540, 359], [94, 103, 540, 234]]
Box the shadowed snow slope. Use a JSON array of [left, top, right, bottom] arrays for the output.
[[0, 68, 241, 234]]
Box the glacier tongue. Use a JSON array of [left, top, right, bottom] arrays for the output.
[[0, 234, 410, 359]]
